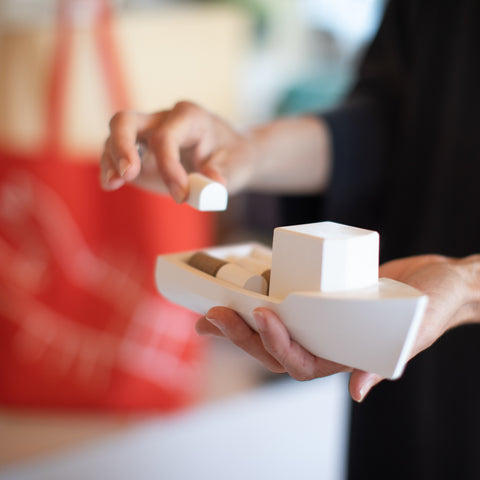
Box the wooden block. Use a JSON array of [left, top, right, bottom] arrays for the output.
[[187, 251, 266, 294], [269, 221, 379, 299]]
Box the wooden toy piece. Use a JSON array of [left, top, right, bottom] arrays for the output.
[[269, 221, 379, 299], [188, 251, 227, 276], [227, 254, 272, 294], [226, 254, 270, 275], [187, 251, 267, 294], [186, 173, 228, 211]]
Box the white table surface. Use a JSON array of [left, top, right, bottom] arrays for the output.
[[0, 339, 350, 480]]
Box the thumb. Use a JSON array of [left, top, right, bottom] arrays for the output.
[[349, 370, 384, 402], [198, 161, 227, 186]]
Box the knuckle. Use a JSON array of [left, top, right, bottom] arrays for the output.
[[109, 109, 137, 130], [288, 364, 315, 382], [173, 100, 198, 115], [290, 371, 310, 382], [295, 372, 315, 382], [268, 365, 287, 375], [108, 111, 125, 130], [149, 127, 169, 145]]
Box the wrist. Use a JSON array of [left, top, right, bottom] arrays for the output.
[[450, 255, 480, 328], [245, 115, 331, 193]]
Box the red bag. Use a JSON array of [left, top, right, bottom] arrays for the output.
[[0, 0, 213, 411]]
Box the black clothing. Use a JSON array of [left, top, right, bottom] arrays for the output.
[[321, 1, 480, 478]]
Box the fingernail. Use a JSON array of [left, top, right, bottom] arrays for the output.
[[104, 168, 115, 184], [252, 310, 266, 332], [357, 376, 378, 403], [118, 158, 130, 177], [206, 315, 224, 333], [170, 183, 186, 203]]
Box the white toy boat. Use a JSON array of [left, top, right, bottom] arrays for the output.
[[155, 241, 428, 379]]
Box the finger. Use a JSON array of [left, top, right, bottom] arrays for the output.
[[349, 370, 384, 402], [100, 141, 126, 191], [198, 150, 229, 186], [107, 110, 146, 180], [205, 306, 286, 373], [195, 316, 225, 338], [253, 308, 351, 381], [108, 110, 168, 182], [148, 127, 189, 203], [148, 102, 210, 203], [198, 161, 227, 186]]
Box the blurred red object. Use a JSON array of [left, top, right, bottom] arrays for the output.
[[0, 0, 213, 411]]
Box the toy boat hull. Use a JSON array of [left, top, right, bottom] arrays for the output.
[[155, 243, 428, 379]]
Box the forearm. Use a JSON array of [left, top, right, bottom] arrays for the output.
[[245, 115, 332, 194]]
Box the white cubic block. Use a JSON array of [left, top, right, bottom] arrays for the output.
[[269, 221, 379, 298]]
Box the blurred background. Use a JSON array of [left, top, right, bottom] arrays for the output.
[[0, 0, 385, 479]]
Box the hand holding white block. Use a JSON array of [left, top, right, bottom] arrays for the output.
[[136, 142, 228, 211], [269, 222, 379, 298]]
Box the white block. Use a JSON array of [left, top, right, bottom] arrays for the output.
[[269, 222, 379, 299], [186, 173, 228, 211], [226, 254, 271, 275], [251, 245, 273, 264]]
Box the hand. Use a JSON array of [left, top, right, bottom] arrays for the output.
[[100, 101, 257, 201], [100, 103, 331, 200], [377, 254, 480, 357], [196, 254, 480, 402]]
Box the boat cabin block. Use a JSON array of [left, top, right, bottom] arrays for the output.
[[269, 222, 379, 298]]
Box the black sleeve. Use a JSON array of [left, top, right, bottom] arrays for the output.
[[321, 0, 413, 232]]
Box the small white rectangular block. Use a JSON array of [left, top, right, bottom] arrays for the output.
[[187, 173, 228, 211], [269, 221, 379, 298]]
